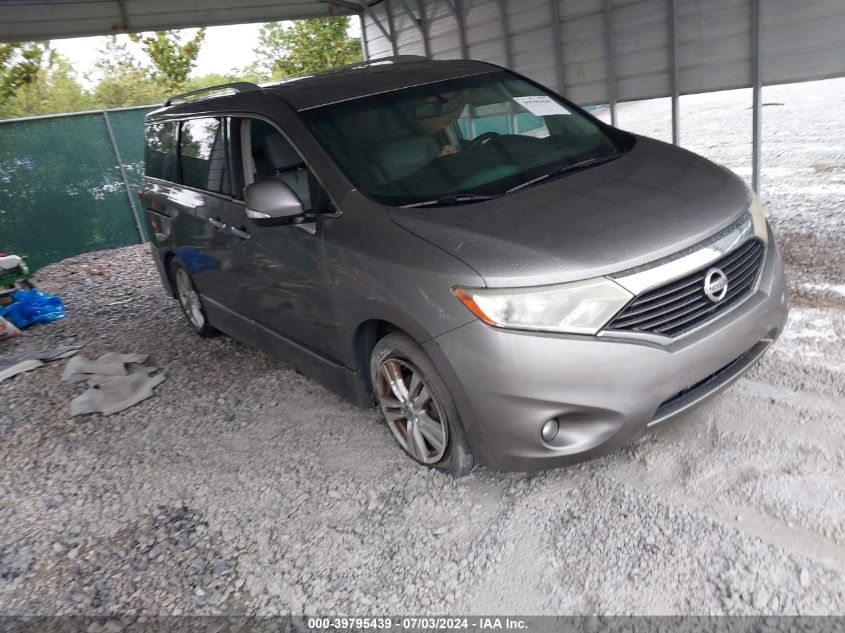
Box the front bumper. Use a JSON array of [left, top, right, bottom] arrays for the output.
[[425, 230, 788, 472]]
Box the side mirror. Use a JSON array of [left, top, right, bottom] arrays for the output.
[[244, 180, 305, 226]]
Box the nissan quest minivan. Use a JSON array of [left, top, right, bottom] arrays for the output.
[[141, 56, 788, 475]]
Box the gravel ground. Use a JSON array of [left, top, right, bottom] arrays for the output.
[[1, 79, 844, 617]]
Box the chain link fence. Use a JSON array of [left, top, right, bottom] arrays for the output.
[[0, 105, 155, 271]]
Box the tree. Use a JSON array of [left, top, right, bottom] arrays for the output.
[[128, 29, 206, 94], [91, 36, 167, 108], [0, 52, 91, 118], [90, 36, 166, 108], [0, 42, 49, 106], [253, 17, 361, 80], [182, 72, 242, 92]]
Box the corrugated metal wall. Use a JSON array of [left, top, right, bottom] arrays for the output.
[[362, 0, 845, 106]]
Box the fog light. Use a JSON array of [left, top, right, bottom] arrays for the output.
[[541, 418, 559, 442]]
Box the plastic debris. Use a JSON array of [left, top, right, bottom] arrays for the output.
[[0, 316, 20, 342], [0, 359, 43, 383], [62, 352, 165, 417], [71, 365, 165, 417], [62, 352, 149, 381], [0, 255, 23, 270], [0, 289, 65, 329], [0, 345, 80, 366], [0, 345, 80, 383]]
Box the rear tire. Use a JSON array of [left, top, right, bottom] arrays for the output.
[[171, 259, 215, 338], [370, 332, 474, 476]]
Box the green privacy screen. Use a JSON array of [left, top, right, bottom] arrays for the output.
[[0, 106, 155, 271]]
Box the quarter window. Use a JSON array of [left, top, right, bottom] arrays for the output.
[[144, 122, 178, 182], [179, 118, 231, 194]]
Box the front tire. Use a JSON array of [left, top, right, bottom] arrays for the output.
[[370, 332, 474, 476], [171, 259, 215, 337]]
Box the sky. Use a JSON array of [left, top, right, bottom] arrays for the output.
[[51, 17, 360, 85]]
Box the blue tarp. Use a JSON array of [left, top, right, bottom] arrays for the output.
[[0, 289, 65, 329]]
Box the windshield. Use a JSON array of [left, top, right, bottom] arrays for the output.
[[301, 71, 632, 206]]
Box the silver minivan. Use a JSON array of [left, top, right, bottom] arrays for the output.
[[141, 56, 788, 475]]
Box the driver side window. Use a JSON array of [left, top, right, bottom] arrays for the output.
[[237, 118, 333, 213]]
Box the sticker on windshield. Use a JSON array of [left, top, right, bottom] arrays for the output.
[[513, 96, 571, 116]]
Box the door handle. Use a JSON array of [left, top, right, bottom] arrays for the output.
[[229, 225, 251, 240], [208, 217, 228, 230]]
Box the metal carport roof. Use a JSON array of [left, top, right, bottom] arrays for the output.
[[0, 0, 376, 41]]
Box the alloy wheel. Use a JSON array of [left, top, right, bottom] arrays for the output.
[[375, 358, 448, 464], [175, 267, 205, 330]]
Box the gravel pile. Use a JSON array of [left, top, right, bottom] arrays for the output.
[[1, 79, 844, 616]]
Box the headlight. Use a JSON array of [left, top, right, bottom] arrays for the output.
[[747, 188, 768, 244], [453, 277, 633, 335]]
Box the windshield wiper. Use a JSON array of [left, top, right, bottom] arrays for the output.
[[399, 152, 623, 206], [505, 153, 623, 195], [402, 193, 500, 208]]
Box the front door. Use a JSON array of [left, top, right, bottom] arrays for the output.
[[233, 118, 341, 362]]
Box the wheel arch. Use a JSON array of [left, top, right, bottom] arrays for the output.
[[162, 250, 178, 298], [353, 319, 405, 393]]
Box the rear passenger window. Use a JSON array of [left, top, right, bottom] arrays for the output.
[[144, 122, 178, 182], [179, 118, 231, 195]]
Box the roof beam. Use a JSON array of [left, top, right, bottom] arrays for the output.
[[751, 0, 763, 193], [603, 0, 617, 126], [495, 0, 512, 68], [668, 0, 679, 145], [115, 0, 129, 31], [442, 0, 468, 59], [360, 18, 370, 60], [397, 0, 431, 57], [549, 0, 564, 93], [359, 0, 397, 55], [318, 0, 367, 11], [385, 0, 399, 55]]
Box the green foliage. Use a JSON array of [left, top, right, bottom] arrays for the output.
[[128, 29, 207, 93], [0, 17, 361, 120], [0, 53, 92, 118], [227, 62, 270, 85], [0, 42, 49, 106], [181, 72, 241, 92], [91, 36, 167, 108], [254, 17, 362, 80], [93, 71, 166, 110]]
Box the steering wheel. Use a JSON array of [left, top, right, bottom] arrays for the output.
[[464, 131, 501, 152]]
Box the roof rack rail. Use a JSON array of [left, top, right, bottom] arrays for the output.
[[165, 82, 261, 106]]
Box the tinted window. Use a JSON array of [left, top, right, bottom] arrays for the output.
[[179, 118, 230, 194], [242, 119, 333, 213], [303, 71, 630, 206], [144, 122, 178, 182]]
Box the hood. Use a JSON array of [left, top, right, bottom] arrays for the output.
[[388, 136, 751, 287]]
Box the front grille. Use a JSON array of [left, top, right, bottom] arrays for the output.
[[606, 238, 765, 337]]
